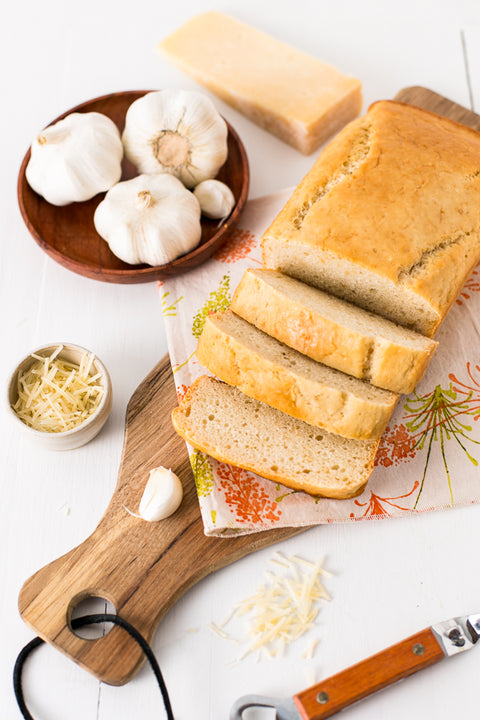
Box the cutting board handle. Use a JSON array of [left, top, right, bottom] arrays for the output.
[[18, 358, 299, 685]]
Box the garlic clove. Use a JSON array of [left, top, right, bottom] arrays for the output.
[[93, 173, 202, 266], [122, 90, 228, 188], [193, 179, 235, 219], [26, 112, 123, 206], [139, 466, 183, 521]]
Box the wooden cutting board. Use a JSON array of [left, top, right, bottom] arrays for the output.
[[18, 87, 480, 686]]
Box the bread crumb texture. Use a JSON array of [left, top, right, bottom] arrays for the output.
[[172, 376, 378, 499]]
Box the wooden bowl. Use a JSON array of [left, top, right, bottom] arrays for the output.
[[17, 91, 250, 284]]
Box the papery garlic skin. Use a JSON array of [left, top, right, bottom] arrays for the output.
[[26, 112, 123, 206], [139, 466, 183, 521], [193, 179, 235, 219], [94, 173, 202, 266], [122, 90, 228, 188]]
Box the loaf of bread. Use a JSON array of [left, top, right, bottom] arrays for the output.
[[262, 101, 480, 336], [197, 309, 398, 440], [172, 375, 379, 499], [160, 12, 362, 155], [231, 268, 437, 393]]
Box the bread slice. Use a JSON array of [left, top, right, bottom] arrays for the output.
[[172, 375, 378, 498], [231, 268, 437, 394], [197, 309, 397, 440], [261, 100, 480, 337]]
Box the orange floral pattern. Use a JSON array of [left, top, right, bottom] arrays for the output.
[[456, 266, 480, 305], [176, 384, 189, 403], [216, 463, 282, 524], [375, 424, 417, 467], [350, 481, 420, 519], [449, 361, 480, 419], [213, 228, 260, 264], [405, 379, 480, 506]]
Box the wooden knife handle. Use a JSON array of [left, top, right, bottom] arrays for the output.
[[293, 627, 445, 720]]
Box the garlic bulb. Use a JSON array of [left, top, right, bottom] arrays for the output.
[[122, 90, 228, 188], [139, 467, 183, 521], [94, 173, 202, 266], [26, 112, 123, 206], [193, 179, 235, 219]]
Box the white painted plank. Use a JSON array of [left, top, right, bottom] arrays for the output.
[[462, 27, 480, 111]]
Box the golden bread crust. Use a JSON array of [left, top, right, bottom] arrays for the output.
[[196, 310, 398, 440], [262, 101, 480, 334], [231, 269, 437, 393]]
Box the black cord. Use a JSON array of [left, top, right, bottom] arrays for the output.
[[13, 613, 175, 720]]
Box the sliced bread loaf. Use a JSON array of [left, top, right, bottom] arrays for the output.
[[172, 375, 378, 499], [261, 101, 480, 337], [196, 309, 398, 440], [230, 268, 437, 394]]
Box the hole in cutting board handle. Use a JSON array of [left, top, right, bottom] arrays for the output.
[[69, 594, 117, 640]]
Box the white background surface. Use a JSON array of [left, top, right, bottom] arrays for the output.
[[2, 1, 480, 718]]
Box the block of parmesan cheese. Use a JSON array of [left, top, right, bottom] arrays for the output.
[[159, 12, 363, 155]]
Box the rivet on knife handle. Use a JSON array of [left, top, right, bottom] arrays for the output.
[[293, 627, 448, 720]]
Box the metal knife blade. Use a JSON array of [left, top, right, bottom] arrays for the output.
[[431, 612, 480, 655], [229, 613, 480, 720], [230, 694, 299, 720]]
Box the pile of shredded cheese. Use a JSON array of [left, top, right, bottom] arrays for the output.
[[12, 345, 104, 433], [209, 552, 331, 661]]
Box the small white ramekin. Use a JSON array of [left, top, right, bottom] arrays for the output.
[[6, 343, 112, 451]]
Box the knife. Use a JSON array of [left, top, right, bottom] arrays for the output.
[[230, 613, 480, 719]]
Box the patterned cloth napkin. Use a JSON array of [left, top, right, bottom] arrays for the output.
[[160, 189, 480, 536]]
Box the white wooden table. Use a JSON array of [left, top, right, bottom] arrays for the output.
[[2, 1, 480, 718]]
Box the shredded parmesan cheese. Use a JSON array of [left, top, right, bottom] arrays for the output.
[[208, 622, 231, 640], [211, 552, 332, 660], [12, 345, 104, 433]]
